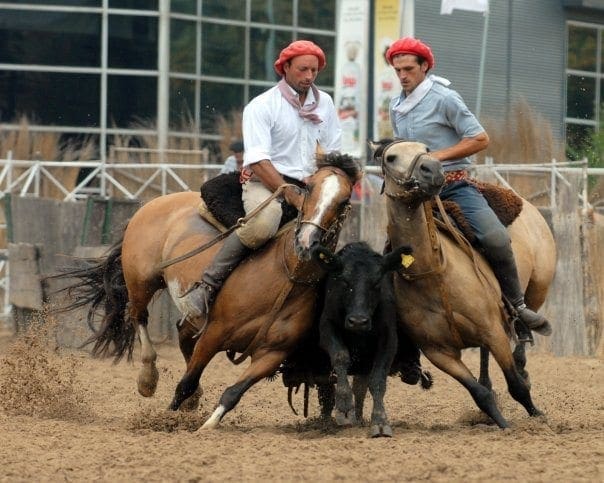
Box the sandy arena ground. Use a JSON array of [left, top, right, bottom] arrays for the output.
[[0, 324, 602, 482]]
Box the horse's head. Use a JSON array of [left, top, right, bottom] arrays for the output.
[[294, 152, 361, 261], [372, 140, 444, 203]]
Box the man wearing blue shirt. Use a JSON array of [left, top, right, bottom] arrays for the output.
[[387, 37, 551, 336]]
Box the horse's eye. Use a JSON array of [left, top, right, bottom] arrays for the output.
[[386, 154, 396, 163]]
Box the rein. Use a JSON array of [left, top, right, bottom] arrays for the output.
[[156, 183, 299, 270], [226, 166, 355, 365]]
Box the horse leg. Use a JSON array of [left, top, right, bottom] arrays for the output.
[[351, 375, 368, 422], [423, 348, 509, 428], [488, 339, 542, 418], [127, 302, 159, 398], [176, 324, 203, 411], [201, 349, 288, 429], [478, 346, 492, 391], [513, 341, 531, 388], [168, 324, 221, 412]]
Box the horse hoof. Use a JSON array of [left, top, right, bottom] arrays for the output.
[[370, 424, 393, 438], [334, 409, 356, 426], [137, 365, 159, 397], [180, 388, 203, 412]]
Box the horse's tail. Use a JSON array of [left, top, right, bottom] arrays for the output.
[[47, 237, 135, 361]]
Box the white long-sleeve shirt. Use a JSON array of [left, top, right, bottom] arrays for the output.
[[242, 83, 342, 181]]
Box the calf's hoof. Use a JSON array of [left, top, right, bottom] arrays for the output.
[[334, 408, 356, 426], [371, 423, 393, 438]]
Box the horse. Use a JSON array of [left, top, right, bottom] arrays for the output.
[[375, 139, 556, 428], [52, 152, 361, 429]]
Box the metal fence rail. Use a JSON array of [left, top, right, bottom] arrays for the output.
[[0, 152, 602, 326]]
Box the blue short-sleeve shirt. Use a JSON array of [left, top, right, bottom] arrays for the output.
[[390, 82, 485, 171]]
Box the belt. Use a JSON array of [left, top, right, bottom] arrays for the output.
[[444, 170, 468, 183]]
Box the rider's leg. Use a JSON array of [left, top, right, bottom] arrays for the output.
[[187, 180, 282, 318], [440, 180, 552, 336]]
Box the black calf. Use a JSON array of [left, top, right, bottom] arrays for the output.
[[312, 241, 413, 437]]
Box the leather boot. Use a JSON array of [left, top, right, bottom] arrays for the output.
[[185, 233, 251, 319], [484, 243, 552, 336]]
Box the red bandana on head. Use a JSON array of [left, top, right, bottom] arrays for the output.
[[385, 37, 435, 70]]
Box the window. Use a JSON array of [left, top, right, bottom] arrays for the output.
[[0, 71, 100, 126], [566, 22, 603, 158], [0, 9, 101, 67], [108, 15, 158, 69]]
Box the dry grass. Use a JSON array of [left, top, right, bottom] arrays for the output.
[[478, 99, 570, 205]]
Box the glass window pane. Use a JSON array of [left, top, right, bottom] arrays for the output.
[[566, 123, 594, 160], [4, 1, 100, 5], [108, 75, 157, 127], [201, 23, 245, 77], [251, 0, 292, 24], [567, 25, 596, 71], [298, 0, 336, 30], [172, 0, 197, 14], [300, 33, 336, 87], [200, 82, 244, 133], [0, 71, 99, 126], [170, 78, 196, 128], [249, 84, 271, 101], [171, 19, 197, 73], [203, 0, 245, 20], [108, 15, 158, 69], [567, 75, 596, 120], [250, 28, 292, 81], [0, 10, 101, 67], [109, 0, 158, 9]]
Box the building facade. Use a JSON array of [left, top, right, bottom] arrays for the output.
[[0, 0, 603, 161]]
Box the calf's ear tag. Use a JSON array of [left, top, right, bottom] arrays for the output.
[[401, 253, 415, 268]]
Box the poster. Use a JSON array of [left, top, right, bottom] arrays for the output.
[[373, 0, 402, 141], [334, 0, 369, 158]]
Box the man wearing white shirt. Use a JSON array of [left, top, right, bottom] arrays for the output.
[[187, 39, 341, 319]]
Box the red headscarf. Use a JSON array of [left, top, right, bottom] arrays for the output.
[[274, 40, 327, 76], [385, 37, 435, 70]]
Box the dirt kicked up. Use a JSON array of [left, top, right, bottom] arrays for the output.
[[0, 321, 602, 482]]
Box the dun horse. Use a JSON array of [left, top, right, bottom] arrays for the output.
[[54, 153, 360, 429], [376, 140, 556, 428]]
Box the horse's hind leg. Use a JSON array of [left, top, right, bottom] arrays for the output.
[[488, 340, 541, 417], [513, 342, 530, 387], [423, 348, 509, 428], [127, 302, 159, 397], [202, 349, 288, 429], [176, 323, 203, 411], [478, 346, 492, 391]]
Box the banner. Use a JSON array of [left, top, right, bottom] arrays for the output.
[[334, 0, 369, 158], [372, 0, 401, 142], [440, 0, 489, 14]]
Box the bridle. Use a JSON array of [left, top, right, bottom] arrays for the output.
[[294, 165, 354, 249], [375, 139, 435, 198]]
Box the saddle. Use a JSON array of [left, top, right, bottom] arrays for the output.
[[199, 172, 298, 230], [437, 180, 523, 244]]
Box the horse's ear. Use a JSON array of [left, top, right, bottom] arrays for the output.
[[382, 244, 414, 273], [311, 245, 342, 273]]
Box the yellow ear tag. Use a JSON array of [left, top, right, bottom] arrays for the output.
[[319, 252, 326, 260], [401, 253, 415, 268]]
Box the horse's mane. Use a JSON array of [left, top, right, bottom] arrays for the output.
[[316, 151, 361, 182]]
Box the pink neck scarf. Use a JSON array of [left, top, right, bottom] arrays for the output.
[[278, 78, 323, 124]]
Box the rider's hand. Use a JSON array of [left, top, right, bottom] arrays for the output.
[[283, 185, 304, 211]]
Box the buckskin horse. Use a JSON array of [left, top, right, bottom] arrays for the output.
[[375, 139, 556, 428], [52, 152, 360, 429]]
